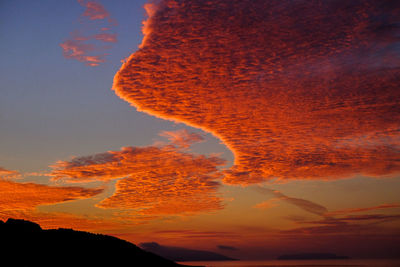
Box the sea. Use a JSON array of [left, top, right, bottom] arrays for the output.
[[178, 259, 400, 267]]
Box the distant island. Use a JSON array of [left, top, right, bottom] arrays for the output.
[[278, 253, 349, 260], [0, 218, 196, 267], [140, 242, 236, 262]]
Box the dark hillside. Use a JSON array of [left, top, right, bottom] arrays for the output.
[[0, 218, 194, 267]]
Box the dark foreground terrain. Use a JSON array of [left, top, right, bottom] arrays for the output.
[[0, 218, 192, 267]]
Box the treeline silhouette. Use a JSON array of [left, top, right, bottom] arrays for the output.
[[0, 218, 194, 267]]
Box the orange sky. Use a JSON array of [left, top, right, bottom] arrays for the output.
[[1, 0, 400, 260]]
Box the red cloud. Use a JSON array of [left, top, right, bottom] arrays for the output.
[[159, 129, 204, 149], [60, 0, 117, 66], [0, 167, 20, 180], [113, 0, 400, 184], [0, 180, 102, 211], [78, 0, 109, 20], [253, 198, 279, 210], [0, 179, 130, 231], [50, 144, 226, 216], [60, 39, 105, 66], [98, 176, 223, 216]]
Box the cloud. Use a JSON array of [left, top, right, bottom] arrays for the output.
[[50, 144, 226, 216], [61, 0, 117, 66], [93, 33, 117, 43], [0, 180, 102, 211], [78, 0, 109, 20], [0, 178, 150, 232], [98, 172, 223, 215], [253, 198, 280, 210], [60, 39, 105, 66], [338, 214, 400, 223], [256, 186, 399, 220], [282, 213, 400, 236], [255, 186, 328, 216], [0, 167, 20, 180], [113, 0, 400, 184], [327, 203, 400, 216], [159, 129, 204, 149], [280, 201, 400, 240], [0, 179, 117, 231]]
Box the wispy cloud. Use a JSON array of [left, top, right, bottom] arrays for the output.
[[60, 39, 105, 66], [60, 0, 117, 66], [0, 166, 21, 180], [93, 33, 117, 43], [253, 198, 280, 210], [113, 0, 400, 184], [282, 213, 400, 236], [255, 186, 328, 216], [159, 129, 204, 149], [255, 186, 400, 226], [327, 203, 400, 216], [78, 0, 110, 20]]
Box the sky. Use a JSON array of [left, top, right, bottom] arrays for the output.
[[1, 0, 400, 260]]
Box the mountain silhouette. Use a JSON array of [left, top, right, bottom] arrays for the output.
[[140, 242, 236, 261], [0, 218, 197, 267]]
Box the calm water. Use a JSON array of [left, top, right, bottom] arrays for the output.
[[178, 259, 400, 267]]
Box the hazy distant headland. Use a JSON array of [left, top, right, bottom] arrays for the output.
[[140, 242, 236, 262], [0, 218, 196, 267]]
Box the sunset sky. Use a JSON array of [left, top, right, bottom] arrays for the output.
[[1, 0, 400, 260]]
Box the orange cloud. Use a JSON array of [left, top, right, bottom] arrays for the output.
[[0, 179, 118, 230], [113, 0, 400, 184], [98, 171, 223, 216], [0, 180, 102, 211], [50, 145, 226, 216], [60, 39, 105, 66], [78, 0, 109, 20], [253, 198, 279, 210], [61, 0, 117, 66], [0, 167, 20, 180], [159, 129, 204, 149]]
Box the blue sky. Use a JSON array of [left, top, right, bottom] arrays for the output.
[[0, 0, 232, 175]]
